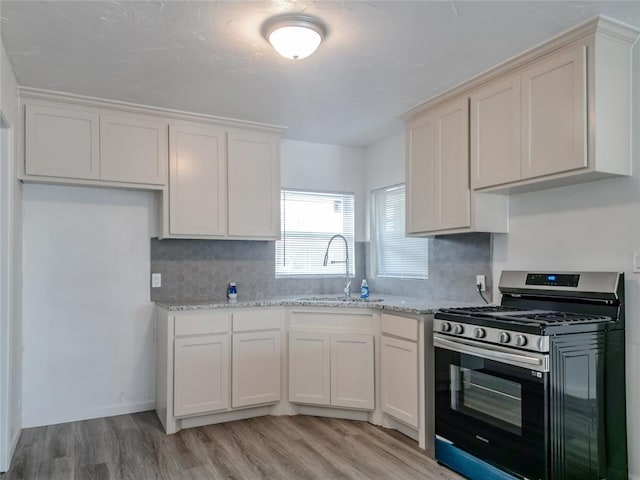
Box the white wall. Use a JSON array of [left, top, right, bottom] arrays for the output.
[[21, 184, 158, 427], [281, 139, 367, 241], [365, 132, 405, 192], [0, 21, 22, 471], [492, 41, 640, 479], [363, 132, 405, 240]]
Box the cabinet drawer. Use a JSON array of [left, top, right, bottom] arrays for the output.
[[381, 313, 418, 342], [174, 311, 230, 336], [232, 309, 282, 332], [289, 311, 375, 333]]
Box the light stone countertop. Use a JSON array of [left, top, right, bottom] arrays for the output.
[[155, 294, 484, 316]]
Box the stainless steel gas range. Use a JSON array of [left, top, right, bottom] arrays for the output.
[[432, 271, 626, 480]]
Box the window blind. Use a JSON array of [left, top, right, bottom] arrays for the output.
[[276, 189, 355, 277], [372, 184, 428, 279]]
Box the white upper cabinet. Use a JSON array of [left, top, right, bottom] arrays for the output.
[[406, 97, 470, 234], [437, 100, 471, 231], [100, 112, 168, 185], [25, 103, 100, 180], [471, 74, 522, 189], [467, 18, 637, 193], [406, 97, 507, 236], [168, 122, 227, 237], [406, 110, 437, 234], [403, 17, 637, 236], [227, 130, 280, 238], [24, 99, 166, 187], [20, 91, 283, 241], [521, 46, 587, 180], [163, 125, 281, 240]]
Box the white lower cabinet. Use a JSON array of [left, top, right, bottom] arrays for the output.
[[289, 332, 331, 406], [331, 334, 375, 410], [159, 307, 426, 441], [174, 334, 230, 417], [289, 331, 374, 410], [381, 336, 418, 427], [232, 330, 281, 408], [380, 312, 420, 429]]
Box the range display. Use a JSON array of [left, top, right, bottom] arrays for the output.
[[433, 271, 626, 480]]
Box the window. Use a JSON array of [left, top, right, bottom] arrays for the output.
[[276, 189, 355, 277], [371, 184, 428, 279]]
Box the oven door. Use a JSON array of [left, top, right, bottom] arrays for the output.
[[434, 333, 549, 480]]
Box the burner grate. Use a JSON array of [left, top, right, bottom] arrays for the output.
[[443, 306, 523, 313], [509, 312, 611, 324]]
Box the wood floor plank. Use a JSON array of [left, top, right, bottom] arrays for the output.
[[0, 412, 465, 480]]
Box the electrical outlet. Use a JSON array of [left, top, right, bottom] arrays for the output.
[[634, 252, 640, 273], [476, 275, 486, 292], [151, 273, 162, 288]]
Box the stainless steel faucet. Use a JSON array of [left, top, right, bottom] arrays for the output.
[[322, 234, 351, 299]]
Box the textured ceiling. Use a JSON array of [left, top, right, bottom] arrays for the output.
[[1, 1, 639, 147]]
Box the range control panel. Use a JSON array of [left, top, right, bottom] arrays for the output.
[[525, 273, 580, 288]]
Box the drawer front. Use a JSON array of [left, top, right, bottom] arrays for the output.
[[232, 309, 282, 332], [289, 310, 375, 333], [381, 313, 418, 342], [174, 311, 230, 336]]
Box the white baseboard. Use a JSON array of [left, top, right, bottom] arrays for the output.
[[22, 400, 155, 428]]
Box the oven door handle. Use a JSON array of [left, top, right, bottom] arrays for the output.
[[433, 334, 549, 372]]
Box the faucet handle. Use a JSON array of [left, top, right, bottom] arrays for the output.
[[344, 281, 352, 293]]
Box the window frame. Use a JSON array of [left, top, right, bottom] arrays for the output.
[[370, 183, 429, 280], [275, 188, 356, 279]]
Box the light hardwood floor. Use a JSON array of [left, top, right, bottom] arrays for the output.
[[1, 412, 464, 480]]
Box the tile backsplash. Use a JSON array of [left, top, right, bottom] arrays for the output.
[[150, 233, 492, 303]]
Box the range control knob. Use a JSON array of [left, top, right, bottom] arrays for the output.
[[499, 332, 511, 344], [515, 335, 528, 347], [453, 324, 464, 335], [441, 322, 452, 333], [474, 328, 486, 339]]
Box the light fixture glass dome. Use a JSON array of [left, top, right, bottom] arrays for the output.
[[263, 14, 326, 60]]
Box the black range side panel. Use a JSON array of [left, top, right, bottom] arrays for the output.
[[549, 332, 627, 480]]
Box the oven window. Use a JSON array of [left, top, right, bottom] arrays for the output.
[[451, 366, 523, 435]]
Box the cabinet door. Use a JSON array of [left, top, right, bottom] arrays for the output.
[[381, 336, 418, 428], [169, 123, 227, 236], [289, 332, 331, 406], [406, 112, 437, 234], [521, 45, 587, 179], [437, 98, 471, 231], [174, 334, 230, 417], [471, 74, 522, 188], [330, 334, 374, 410], [100, 113, 168, 185], [232, 330, 281, 408], [227, 131, 280, 238], [406, 98, 470, 234], [25, 103, 100, 179]]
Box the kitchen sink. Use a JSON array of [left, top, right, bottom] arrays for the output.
[[296, 296, 384, 303]]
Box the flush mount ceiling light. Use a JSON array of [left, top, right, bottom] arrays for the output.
[[262, 14, 326, 60]]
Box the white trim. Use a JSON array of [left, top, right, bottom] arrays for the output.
[[22, 400, 155, 429], [19, 87, 286, 134], [400, 16, 639, 121]]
